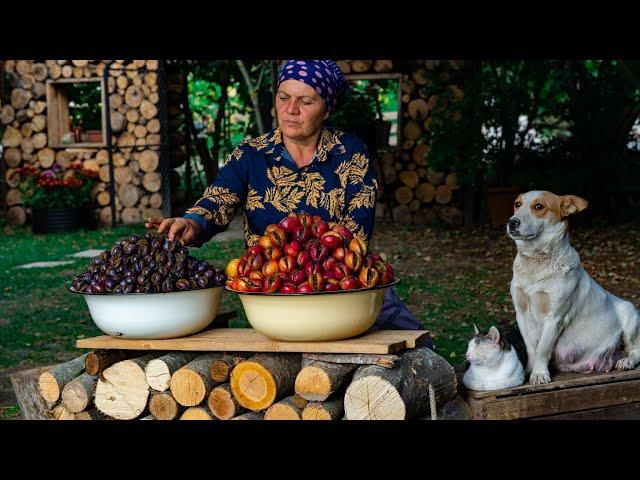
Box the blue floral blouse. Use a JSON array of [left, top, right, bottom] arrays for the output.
[[184, 127, 378, 247]]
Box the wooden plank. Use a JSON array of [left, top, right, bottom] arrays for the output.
[[464, 368, 640, 400], [532, 402, 640, 420], [9, 365, 57, 420], [467, 379, 640, 420], [76, 329, 430, 355]]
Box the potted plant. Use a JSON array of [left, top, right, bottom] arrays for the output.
[[12, 162, 98, 233]]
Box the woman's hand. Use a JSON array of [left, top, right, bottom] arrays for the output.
[[145, 216, 202, 245]]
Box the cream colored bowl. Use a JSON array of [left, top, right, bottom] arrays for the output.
[[230, 279, 400, 342], [71, 286, 223, 339]]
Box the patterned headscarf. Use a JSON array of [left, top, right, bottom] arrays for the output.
[[278, 60, 349, 113]]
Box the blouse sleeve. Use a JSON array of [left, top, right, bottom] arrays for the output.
[[183, 146, 248, 244], [340, 140, 378, 244]]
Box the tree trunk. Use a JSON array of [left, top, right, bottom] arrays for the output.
[[236, 60, 265, 135]]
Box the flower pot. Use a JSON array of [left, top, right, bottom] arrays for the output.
[[32, 206, 93, 234], [86, 130, 103, 143], [486, 186, 521, 228]]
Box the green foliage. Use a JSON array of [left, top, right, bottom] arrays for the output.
[[67, 82, 103, 131]]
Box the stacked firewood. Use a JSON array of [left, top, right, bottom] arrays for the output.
[[1, 60, 165, 226], [32, 345, 467, 420], [336, 60, 395, 75], [163, 61, 187, 215]]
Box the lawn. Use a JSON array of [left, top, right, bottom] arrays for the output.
[[1, 217, 639, 418]]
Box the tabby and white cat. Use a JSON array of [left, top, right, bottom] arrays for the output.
[[462, 324, 527, 391]]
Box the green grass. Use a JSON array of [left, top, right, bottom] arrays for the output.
[[0, 222, 246, 370]]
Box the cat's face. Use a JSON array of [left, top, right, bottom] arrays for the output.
[[465, 325, 506, 365]]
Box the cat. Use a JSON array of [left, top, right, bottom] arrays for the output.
[[462, 324, 527, 391]]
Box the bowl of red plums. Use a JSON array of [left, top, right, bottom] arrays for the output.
[[225, 213, 399, 342], [69, 232, 226, 339]]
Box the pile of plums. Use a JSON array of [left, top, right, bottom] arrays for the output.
[[70, 232, 226, 294], [225, 213, 394, 293]]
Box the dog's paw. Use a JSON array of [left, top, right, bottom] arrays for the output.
[[616, 357, 636, 371], [529, 371, 551, 385]]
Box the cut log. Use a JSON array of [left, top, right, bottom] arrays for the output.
[[139, 149, 159, 172], [31, 114, 46, 132], [401, 79, 416, 95], [48, 63, 62, 79], [412, 142, 430, 166], [149, 391, 184, 420], [94, 353, 159, 420], [83, 159, 99, 172], [293, 394, 309, 410], [20, 122, 33, 138], [4, 147, 22, 167], [75, 409, 110, 420], [55, 150, 72, 169], [180, 405, 214, 420], [117, 132, 135, 148], [445, 172, 459, 190], [413, 208, 436, 225], [125, 86, 143, 108], [435, 205, 463, 226], [85, 349, 143, 376], [20, 137, 34, 155], [114, 166, 132, 185], [399, 170, 419, 189], [145, 352, 199, 392], [121, 207, 141, 225], [140, 100, 158, 120], [32, 63, 48, 81], [264, 396, 303, 420], [408, 99, 430, 121], [403, 120, 422, 141], [302, 398, 344, 420], [11, 88, 31, 109], [38, 354, 88, 403], [61, 65, 73, 78], [95, 150, 109, 165], [100, 206, 119, 226], [49, 404, 75, 420], [350, 60, 373, 73], [209, 353, 250, 383], [113, 152, 127, 167], [149, 192, 163, 209], [110, 112, 125, 133], [6, 189, 22, 206], [4, 60, 16, 72], [2, 126, 22, 148], [435, 184, 452, 204], [33, 101, 47, 114], [412, 68, 429, 86], [7, 206, 27, 225], [126, 108, 140, 124], [409, 199, 421, 212], [32, 82, 46, 99], [142, 172, 162, 192], [392, 204, 412, 224], [426, 170, 445, 185], [61, 373, 98, 413], [109, 93, 123, 110], [118, 184, 141, 208], [146, 118, 160, 134], [302, 353, 399, 369], [373, 60, 393, 73], [295, 360, 356, 402], [116, 75, 128, 90], [170, 354, 219, 407], [97, 191, 111, 206], [230, 411, 263, 420], [9, 365, 55, 420], [146, 60, 159, 71], [208, 383, 245, 420], [5, 168, 20, 188], [421, 395, 472, 420], [230, 353, 302, 411], [32, 132, 47, 150], [37, 148, 55, 168], [394, 186, 414, 205], [336, 60, 351, 74], [344, 347, 457, 420], [415, 183, 436, 203], [1, 104, 15, 124], [71, 60, 89, 67]]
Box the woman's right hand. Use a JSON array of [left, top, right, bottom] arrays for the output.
[[145, 216, 202, 246]]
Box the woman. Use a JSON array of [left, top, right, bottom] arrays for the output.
[[146, 60, 420, 330]]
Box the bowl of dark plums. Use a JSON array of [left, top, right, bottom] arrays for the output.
[[69, 232, 226, 339]]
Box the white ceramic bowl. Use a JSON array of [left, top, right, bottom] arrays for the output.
[[71, 286, 224, 339], [229, 279, 400, 342]]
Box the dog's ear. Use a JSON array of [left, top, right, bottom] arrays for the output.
[[561, 195, 588, 217], [473, 323, 480, 335], [488, 326, 501, 344]]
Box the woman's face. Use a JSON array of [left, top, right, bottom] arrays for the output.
[[276, 79, 328, 141]]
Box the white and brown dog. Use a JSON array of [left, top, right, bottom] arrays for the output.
[[507, 190, 640, 385]]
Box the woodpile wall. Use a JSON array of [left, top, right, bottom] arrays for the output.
[[1, 59, 169, 226]]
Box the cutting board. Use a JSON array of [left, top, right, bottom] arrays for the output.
[[76, 328, 430, 354]]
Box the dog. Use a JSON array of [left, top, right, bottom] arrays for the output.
[[507, 190, 640, 385]]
